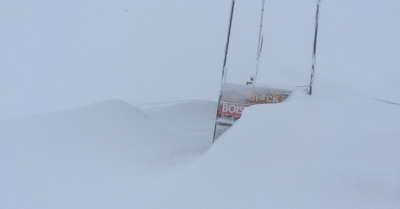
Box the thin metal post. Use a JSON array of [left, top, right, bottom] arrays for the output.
[[252, 0, 266, 85], [308, 0, 321, 95], [213, 0, 236, 142], [221, 0, 236, 83]]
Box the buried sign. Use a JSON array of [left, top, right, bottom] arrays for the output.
[[213, 83, 292, 141]]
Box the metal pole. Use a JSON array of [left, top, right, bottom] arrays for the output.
[[308, 0, 321, 95], [221, 0, 236, 83], [252, 0, 266, 85], [213, 0, 236, 142]]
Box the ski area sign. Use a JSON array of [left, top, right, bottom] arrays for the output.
[[213, 83, 291, 141]]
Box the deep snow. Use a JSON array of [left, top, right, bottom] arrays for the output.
[[1, 92, 399, 209], [0, 100, 215, 208], [1, 0, 400, 208], [148, 91, 400, 209]]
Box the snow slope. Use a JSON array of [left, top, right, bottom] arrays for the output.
[[1, 92, 399, 209], [139, 100, 217, 134], [149, 91, 400, 209], [0, 100, 215, 208]]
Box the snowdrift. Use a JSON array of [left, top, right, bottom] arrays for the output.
[[1, 93, 399, 209], [0, 99, 215, 209], [148, 91, 400, 209]]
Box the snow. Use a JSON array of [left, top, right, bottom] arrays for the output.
[[1, 94, 399, 208], [149, 91, 400, 209], [0, 100, 215, 208], [1, 0, 400, 208]]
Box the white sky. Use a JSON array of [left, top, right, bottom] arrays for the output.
[[1, 0, 399, 119]]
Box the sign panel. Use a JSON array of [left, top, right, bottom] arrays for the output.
[[213, 83, 292, 141]]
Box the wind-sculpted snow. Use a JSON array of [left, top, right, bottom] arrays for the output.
[[148, 91, 400, 209], [0, 99, 215, 209], [1, 94, 399, 209], [139, 100, 217, 134]]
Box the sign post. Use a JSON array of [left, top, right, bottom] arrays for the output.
[[308, 0, 321, 95]]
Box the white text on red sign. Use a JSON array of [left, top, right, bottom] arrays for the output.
[[219, 102, 251, 117]]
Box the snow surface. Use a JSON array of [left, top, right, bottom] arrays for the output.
[[1, 0, 400, 208], [0, 100, 215, 208], [148, 91, 400, 209], [1, 93, 400, 209]]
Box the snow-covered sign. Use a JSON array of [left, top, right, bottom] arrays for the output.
[[213, 83, 291, 141]]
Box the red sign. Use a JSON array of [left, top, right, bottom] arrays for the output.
[[213, 82, 292, 141], [218, 102, 251, 117]]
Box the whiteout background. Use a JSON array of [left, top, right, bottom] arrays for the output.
[[1, 0, 400, 208], [1, 0, 399, 119]]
